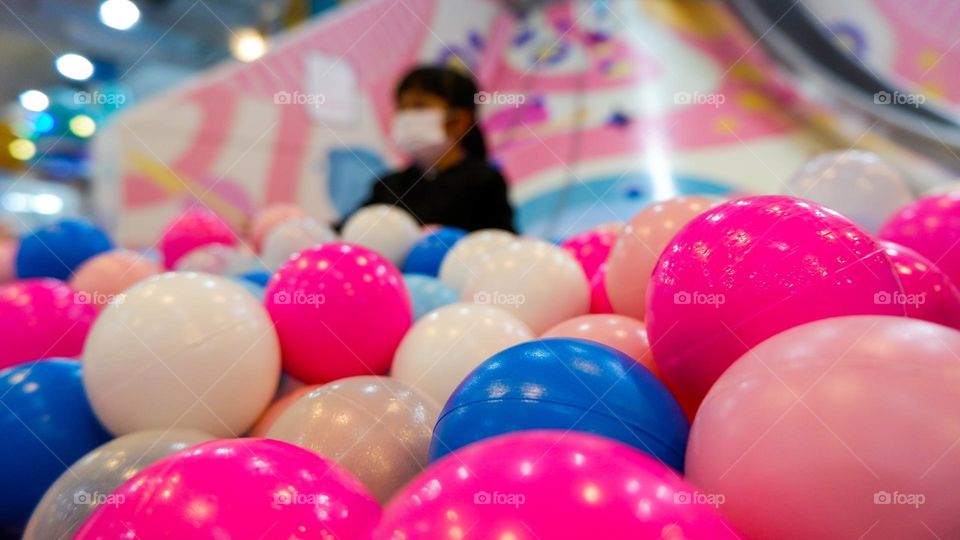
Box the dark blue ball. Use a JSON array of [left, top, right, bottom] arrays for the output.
[[402, 227, 467, 277], [430, 338, 689, 470], [16, 218, 113, 281], [0, 360, 111, 533]]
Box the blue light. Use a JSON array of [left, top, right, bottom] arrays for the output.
[[34, 112, 56, 134]]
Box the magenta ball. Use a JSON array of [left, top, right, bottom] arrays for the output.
[[377, 430, 737, 539], [879, 192, 960, 287], [881, 241, 960, 329], [647, 196, 906, 407], [0, 279, 95, 369], [265, 243, 412, 383], [560, 228, 617, 280], [74, 438, 381, 539], [158, 209, 236, 269]]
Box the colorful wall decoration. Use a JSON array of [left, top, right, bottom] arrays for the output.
[[95, 0, 842, 246]]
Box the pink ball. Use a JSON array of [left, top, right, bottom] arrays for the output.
[[377, 430, 737, 539], [74, 438, 381, 539], [542, 313, 659, 379], [69, 250, 162, 311], [606, 196, 722, 320], [687, 316, 960, 539], [560, 228, 618, 280], [158, 209, 236, 269], [249, 384, 318, 437], [881, 241, 960, 329], [0, 239, 15, 284], [589, 263, 614, 313], [647, 196, 906, 407], [0, 279, 95, 368], [249, 204, 307, 252], [879, 192, 960, 287], [265, 243, 412, 383]]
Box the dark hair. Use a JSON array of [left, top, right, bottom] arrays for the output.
[[396, 66, 488, 160]]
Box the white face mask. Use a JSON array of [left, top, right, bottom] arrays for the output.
[[391, 109, 449, 166]]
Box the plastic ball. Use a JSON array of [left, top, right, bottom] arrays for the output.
[[238, 269, 272, 287], [24, 429, 213, 540], [923, 180, 960, 196], [430, 338, 688, 470], [261, 217, 336, 270], [158, 208, 236, 269], [268, 376, 439, 503], [0, 360, 111, 534], [248, 203, 308, 251], [647, 196, 907, 408], [265, 243, 412, 383], [589, 262, 614, 313], [82, 272, 281, 436], [402, 274, 458, 320], [392, 302, 534, 405], [0, 239, 15, 283], [785, 150, 913, 233], [69, 249, 162, 311], [606, 196, 721, 320], [560, 227, 618, 280], [172, 242, 253, 275], [462, 238, 590, 334], [542, 314, 659, 378], [16, 218, 113, 280], [233, 276, 266, 300], [341, 204, 421, 266], [74, 439, 381, 539], [879, 192, 960, 287], [249, 384, 318, 437], [0, 279, 95, 369], [881, 241, 960, 329], [687, 316, 960, 539], [379, 431, 736, 539], [437, 228, 514, 292], [402, 226, 467, 276]]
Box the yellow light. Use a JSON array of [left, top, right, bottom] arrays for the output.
[[9, 139, 36, 161], [69, 115, 97, 138], [230, 28, 267, 62]]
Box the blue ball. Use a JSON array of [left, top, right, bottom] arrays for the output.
[[0, 360, 111, 532], [402, 227, 467, 277], [234, 277, 266, 301], [430, 338, 689, 470], [16, 218, 113, 281], [239, 270, 272, 288], [403, 274, 458, 320]]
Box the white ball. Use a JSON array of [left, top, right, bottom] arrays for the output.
[[174, 243, 258, 276], [82, 272, 281, 437], [260, 217, 336, 270], [341, 204, 420, 265], [462, 238, 590, 334], [391, 302, 534, 405], [437, 228, 514, 292], [784, 150, 914, 233]]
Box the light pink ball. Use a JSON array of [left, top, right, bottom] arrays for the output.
[[249, 204, 307, 252], [69, 250, 162, 311]]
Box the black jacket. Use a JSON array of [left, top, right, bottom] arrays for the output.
[[363, 158, 515, 232]]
